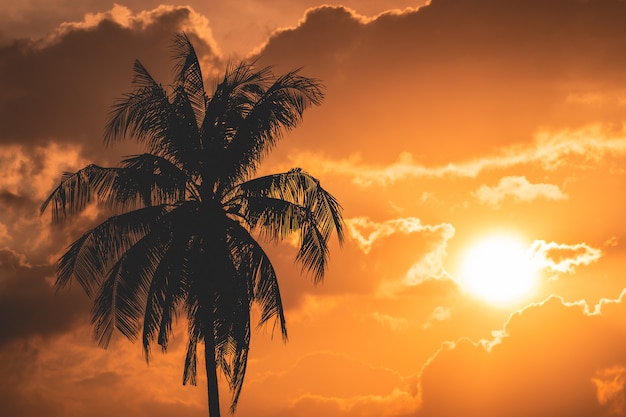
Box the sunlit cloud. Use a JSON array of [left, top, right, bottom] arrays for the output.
[[371, 312, 409, 331], [53, 4, 134, 33], [473, 176, 567, 207], [345, 216, 454, 254], [417, 291, 626, 416], [285, 294, 341, 325], [251, 5, 370, 57], [0, 223, 12, 245], [592, 365, 626, 416], [0, 247, 30, 269], [285, 124, 626, 186], [287, 388, 419, 417], [566, 90, 626, 107], [403, 242, 453, 286], [49, 4, 222, 58], [345, 216, 455, 292], [0, 143, 86, 202], [422, 306, 452, 329], [241, 351, 419, 417], [530, 240, 603, 274]]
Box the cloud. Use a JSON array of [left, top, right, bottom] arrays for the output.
[[417, 292, 626, 417], [281, 125, 626, 187], [473, 176, 568, 207], [531, 240, 603, 274], [422, 306, 452, 329], [0, 4, 221, 152], [0, 248, 90, 346], [346, 216, 454, 254], [251, 0, 626, 172], [0, 223, 12, 245], [238, 351, 419, 417], [371, 312, 410, 331], [0, 143, 86, 201], [284, 294, 343, 325], [403, 244, 453, 287], [344, 216, 455, 292], [592, 365, 626, 415], [0, 320, 207, 417], [284, 388, 419, 417], [270, 216, 457, 306], [49, 4, 222, 58]]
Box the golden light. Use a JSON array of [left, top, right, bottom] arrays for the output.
[[457, 234, 539, 305]]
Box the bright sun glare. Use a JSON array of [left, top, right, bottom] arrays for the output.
[[458, 234, 539, 305]]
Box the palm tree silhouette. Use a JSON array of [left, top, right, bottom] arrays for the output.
[[41, 33, 343, 417]]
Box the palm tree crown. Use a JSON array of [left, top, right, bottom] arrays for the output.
[[41, 33, 343, 417]]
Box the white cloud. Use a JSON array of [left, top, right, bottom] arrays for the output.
[[345, 217, 456, 294], [345, 216, 454, 254], [284, 124, 626, 186], [371, 312, 409, 331], [422, 306, 452, 329], [530, 240, 603, 274], [404, 243, 453, 286], [473, 176, 567, 207]]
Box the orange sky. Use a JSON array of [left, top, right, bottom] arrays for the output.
[[2, 1, 626, 416]]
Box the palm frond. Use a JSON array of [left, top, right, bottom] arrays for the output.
[[168, 87, 204, 171], [104, 60, 171, 148], [55, 205, 169, 297], [119, 153, 189, 206], [182, 329, 200, 385], [233, 169, 343, 281], [239, 196, 309, 242], [219, 70, 324, 186], [142, 220, 192, 361], [178, 225, 257, 412], [226, 219, 287, 340], [40, 164, 119, 223], [91, 218, 170, 348], [198, 62, 276, 191], [222, 320, 250, 414], [171, 33, 207, 129], [214, 288, 251, 414]]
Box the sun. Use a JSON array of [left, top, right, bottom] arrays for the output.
[[457, 234, 539, 305]]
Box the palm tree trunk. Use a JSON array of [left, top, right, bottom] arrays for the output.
[[205, 334, 221, 417]]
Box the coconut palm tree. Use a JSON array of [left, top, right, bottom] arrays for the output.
[[41, 33, 343, 417]]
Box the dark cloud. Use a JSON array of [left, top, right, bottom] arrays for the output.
[[0, 190, 33, 209], [0, 341, 66, 416], [0, 248, 90, 345], [252, 0, 626, 164], [418, 295, 626, 416], [0, 6, 220, 163]]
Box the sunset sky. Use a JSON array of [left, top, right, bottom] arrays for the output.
[[2, 0, 626, 416]]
